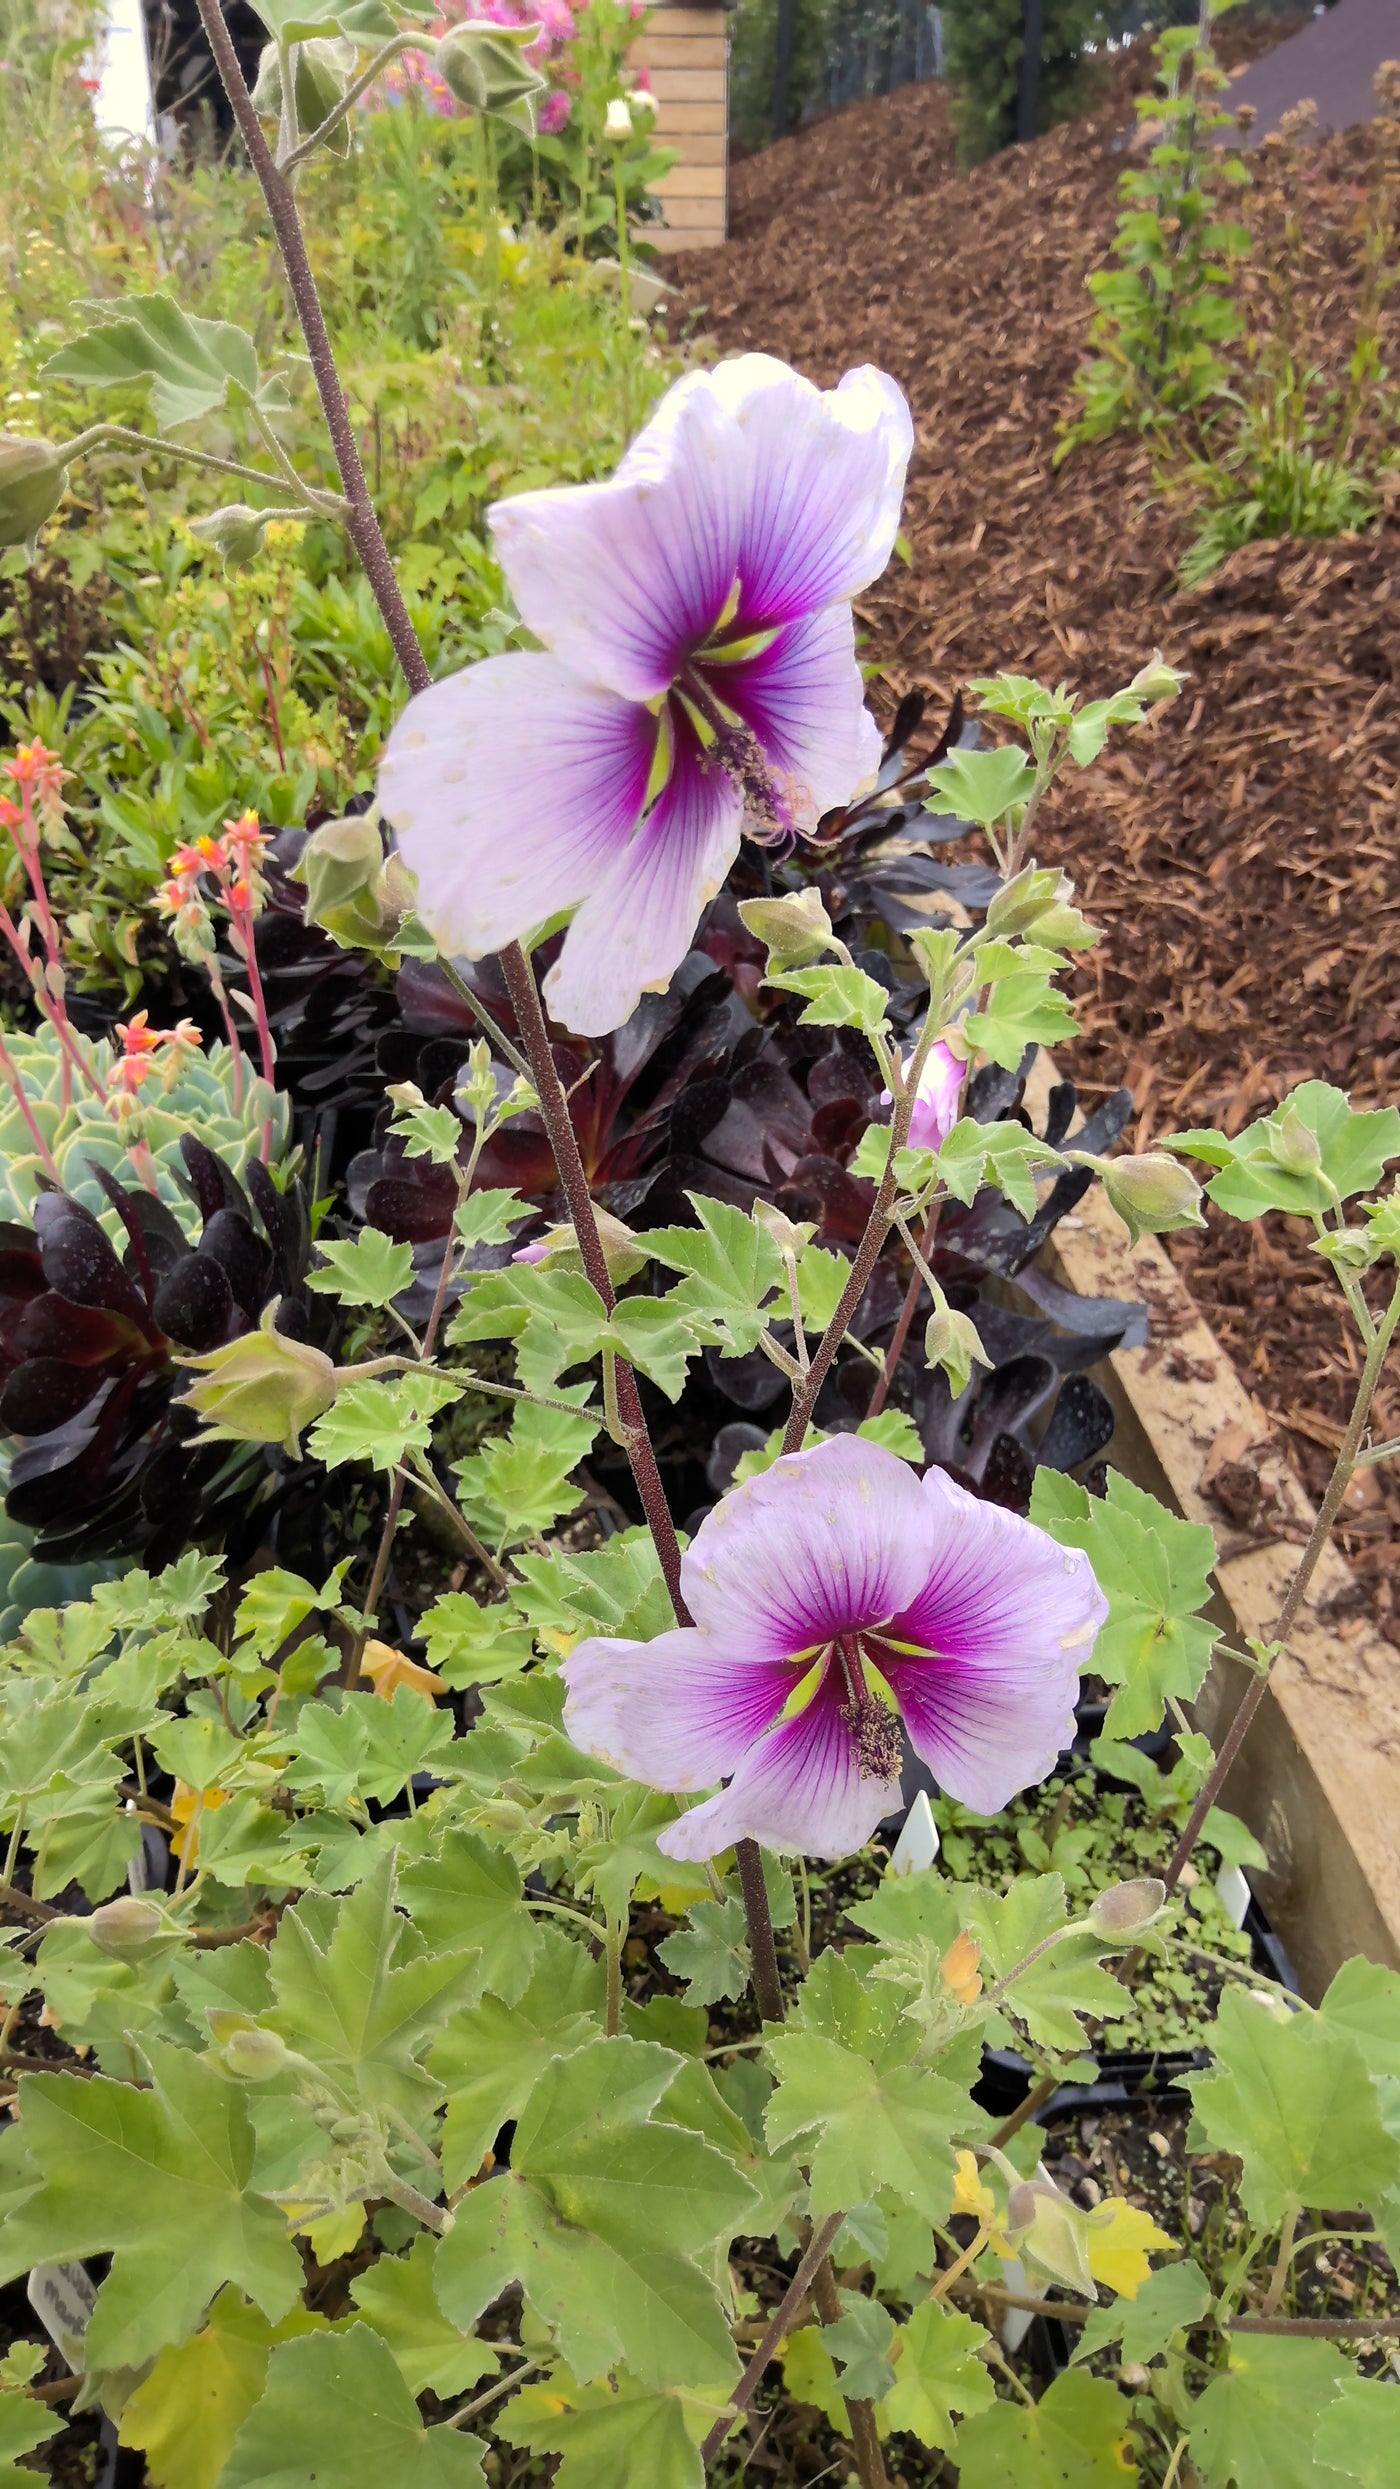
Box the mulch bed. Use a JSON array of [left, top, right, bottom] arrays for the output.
[[660, 34, 1400, 1620]]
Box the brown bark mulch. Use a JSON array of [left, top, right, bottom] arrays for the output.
[[660, 49, 1400, 1622]]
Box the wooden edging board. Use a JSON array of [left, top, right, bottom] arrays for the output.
[[1023, 1054, 1400, 2000]]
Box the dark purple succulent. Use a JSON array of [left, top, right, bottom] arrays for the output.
[[0, 1141, 317, 1564]]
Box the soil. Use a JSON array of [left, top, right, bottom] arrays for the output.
[[659, 31, 1400, 1621]]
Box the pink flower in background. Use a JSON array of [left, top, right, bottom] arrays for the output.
[[561, 1435, 1106, 1859], [538, 85, 572, 131], [882, 1039, 966, 1154], [379, 354, 912, 1035]]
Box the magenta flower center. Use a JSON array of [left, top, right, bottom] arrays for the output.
[[655, 579, 797, 846]]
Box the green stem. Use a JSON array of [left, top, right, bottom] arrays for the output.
[[59, 422, 348, 515], [605, 1913, 623, 2037], [279, 33, 421, 169], [1260, 2204, 1300, 2320]]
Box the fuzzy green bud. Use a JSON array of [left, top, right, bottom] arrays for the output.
[[210, 2015, 294, 2080], [1004, 2180, 1096, 2298], [752, 1197, 816, 1257], [251, 36, 357, 152], [986, 864, 1068, 941], [290, 811, 419, 957], [189, 503, 275, 573], [180, 1301, 338, 1458], [513, 1209, 647, 1284], [1076, 1151, 1206, 1248], [1087, 1876, 1166, 1937], [1266, 1103, 1324, 1180], [1127, 653, 1187, 705], [434, 22, 546, 127], [737, 887, 835, 967], [0, 435, 68, 557], [88, 1896, 167, 1957], [924, 1295, 987, 1398]]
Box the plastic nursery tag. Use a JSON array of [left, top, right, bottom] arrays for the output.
[[27, 2262, 96, 2373], [1214, 1862, 1251, 1930], [995, 2253, 1035, 2352], [888, 1789, 940, 1876]]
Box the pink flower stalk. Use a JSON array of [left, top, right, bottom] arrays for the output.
[[883, 1039, 966, 1155], [379, 354, 913, 1037], [538, 81, 571, 128], [0, 740, 102, 1110], [563, 1435, 1106, 1859]]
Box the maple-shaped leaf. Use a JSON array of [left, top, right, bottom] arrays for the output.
[[1188, 1988, 1400, 2228], [954, 2368, 1138, 2486], [960, 1873, 1129, 2055], [118, 2285, 326, 2489], [397, 1828, 541, 2004], [262, 1852, 480, 2122], [349, 2236, 497, 2400], [879, 2299, 995, 2452], [219, 2324, 485, 2488], [1189, 2335, 1355, 2489], [0, 2044, 302, 2369], [428, 1925, 603, 2189], [434, 2037, 754, 2392], [764, 2028, 963, 2222], [636, 1194, 784, 1357], [1030, 1468, 1219, 1739], [497, 2363, 708, 2489]]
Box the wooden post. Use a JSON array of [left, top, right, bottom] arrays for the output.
[[630, 0, 730, 250], [1017, 0, 1043, 141]]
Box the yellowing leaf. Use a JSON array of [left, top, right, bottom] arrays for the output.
[[360, 1640, 447, 1705], [302, 2203, 366, 2260], [1086, 2199, 1173, 2300], [118, 2287, 325, 2489]]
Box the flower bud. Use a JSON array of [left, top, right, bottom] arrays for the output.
[[924, 1297, 987, 1398], [1127, 653, 1186, 705], [513, 1208, 648, 1285], [251, 36, 357, 152], [628, 82, 658, 119], [1079, 1151, 1206, 1248], [604, 95, 634, 141], [940, 1929, 983, 2006], [752, 1197, 816, 1257], [434, 22, 547, 124], [180, 1301, 339, 1458], [211, 2016, 293, 2081], [1087, 1877, 1165, 1937], [290, 811, 418, 956], [985, 864, 1072, 942], [0, 436, 68, 557], [1266, 1103, 1323, 1179], [1004, 2179, 1096, 2298], [189, 503, 275, 573], [89, 1896, 167, 1957], [737, 887, 835, 967]]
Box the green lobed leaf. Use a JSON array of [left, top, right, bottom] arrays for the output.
[[0, 2389, 61, 2480], [306, 1229, 415, 1309], [397, 1829, 540, 2005], [117, 2286, 327, 2489], [42, 295, 288, 431], [953, 2367, 1138, 2485], [964, 968, 1078, 1073], [434, 2037, 752, 2391], [768, 963, 892, 1036], [0, 2043, 303, 2370], [1189, 2335, 1354, 2489], [427, 1926, 603, 2189], [879, 2298, 995, 2452], [1188, 1987, 1400, 2226], [1074, 2255, 1212, 2368], [636, 1195, 784, 1358], [348, 2235, 497, 2399], [1164, 1083, 1400, 1221], [497, 2365, 706, 2489], [936, 1116, 1062, 1221], [418, 1589, 537, 1687], [453, 1395, 598, 1546], [453, 1186, 531, 1250], [764, 2028, 962, 2221], [924, 743, 1038, 828], [1030, 1468, 1218, 1739], [1313, 2373, 1400, 2486], [658, 1898, 751, 2009], [962, 1873, 1129, 2055], [822, 2291, 897, 2403], [219, 2324, 486, 2489], [309, 1370, 464, 1474]]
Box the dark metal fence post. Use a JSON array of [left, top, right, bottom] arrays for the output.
[[773, 0, 796, 136], [1017, 0, 1043, 139]]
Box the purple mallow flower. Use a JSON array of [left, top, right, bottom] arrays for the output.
[[562, 1435, 1107, 1859], [883, 1039, 966, 1155], [377, 354, 913, 1038]]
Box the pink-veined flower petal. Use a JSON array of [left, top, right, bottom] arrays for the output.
[[561, 1628, 794, 1790], [723, 603, 882, 831], [879, 1466, 1106, 1814], [378, 652, 654, 961], [703, 355, 914, 629], [657, 1666, 899, 1860], [680, 1434, 932, 1663], [542, 731, 741, 1035], [489, 382, 743, 703]]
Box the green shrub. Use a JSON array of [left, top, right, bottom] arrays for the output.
[[942, 0, 1108, 166]]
